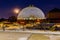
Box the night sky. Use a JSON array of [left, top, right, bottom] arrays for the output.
[[0, 0, 60, 18]]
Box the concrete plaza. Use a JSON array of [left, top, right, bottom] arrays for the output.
[[0, 31, 60, 40]]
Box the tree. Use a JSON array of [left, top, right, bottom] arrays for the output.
[[8, 16, 17, 22], [0, 18, 5, 22]]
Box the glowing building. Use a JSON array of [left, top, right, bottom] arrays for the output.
[[17, 6, 46, 27], [17, 6, 45, 20]]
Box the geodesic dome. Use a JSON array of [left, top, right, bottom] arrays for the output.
[[17, 6, 46, 20]]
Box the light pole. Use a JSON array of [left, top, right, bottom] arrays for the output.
[[13, 8, 20, 30]]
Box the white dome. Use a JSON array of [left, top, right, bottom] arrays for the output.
[[17, 6, 45, 19]]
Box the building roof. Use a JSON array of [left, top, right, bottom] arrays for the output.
[[49, 8, 60, 13]]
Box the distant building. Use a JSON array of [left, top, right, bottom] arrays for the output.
[[46, 8, 60, 23]]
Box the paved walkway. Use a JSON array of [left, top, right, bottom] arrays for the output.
[[0, 30, 60, 40], [1, 30, 60, 35], [0, 32, 31, 40], [0, 32, 60, 40]]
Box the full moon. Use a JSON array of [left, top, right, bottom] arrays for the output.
[[14, 8, 20, 14]]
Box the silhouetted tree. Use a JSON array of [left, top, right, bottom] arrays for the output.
[[0, 18, 5, 22], [8, 16, 17, 22]]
